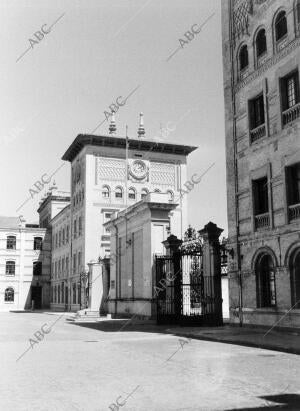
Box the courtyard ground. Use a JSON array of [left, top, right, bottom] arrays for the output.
[[1, 311, 300, 411]]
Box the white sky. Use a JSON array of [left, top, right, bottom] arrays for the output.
[[0, 0, 227, 236]]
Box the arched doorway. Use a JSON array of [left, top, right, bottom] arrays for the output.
[[289, 249, 300, 308], [255, 253, 276, 308]]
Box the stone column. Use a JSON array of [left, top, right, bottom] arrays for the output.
[[199, 222, 224, 325]]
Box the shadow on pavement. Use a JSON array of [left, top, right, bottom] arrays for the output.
[[226, 393, 300, 410], [68, 319, 172, 335]]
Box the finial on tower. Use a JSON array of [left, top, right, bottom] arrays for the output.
[[137, 112, 145, 138], [109, 110, 117, 135]]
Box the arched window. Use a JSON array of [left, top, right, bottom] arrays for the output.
[[141, 188, 149, 199], [128, 188, 136, 200], [6, 261, 15, 275], [275, 11, 287, 41], [239, 45, 248, 71], [6, 235, 16, 250], [256, 253, 276, 307], [4, 287, 14, 302], [102, 185, 110, 198], [167, 190, 174, 202], [256, 29, 267, 57], [34, 237, 43, 250], [290, 249, 300, 308], [115, 186, 123, 199]]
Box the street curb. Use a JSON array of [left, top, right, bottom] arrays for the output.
[[167, 331, 300, 356]]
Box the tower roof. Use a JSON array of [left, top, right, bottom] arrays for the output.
[[62, 133, 198, 162]]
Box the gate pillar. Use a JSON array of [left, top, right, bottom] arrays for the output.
[[162, 235, 182, 319], [199, 222, 223, 325], [162, 235, 182, 257]]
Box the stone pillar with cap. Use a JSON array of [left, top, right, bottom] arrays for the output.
[[199, 221, 224, 325]]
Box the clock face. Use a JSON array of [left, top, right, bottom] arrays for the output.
[[130, 160, 147, 179]]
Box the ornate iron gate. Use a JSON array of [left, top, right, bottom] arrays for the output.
[[155, 250, 223, 326]]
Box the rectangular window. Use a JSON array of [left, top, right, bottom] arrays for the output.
[[249, 94, 265, 129], [73, 254, 76, 274], [73, 283, 76, 304], [33, 261, 42, 276], [66, 226, 69, 243], [253, 177, 270, 229], [78, 217, 82, 236], [59, 231, 61, 247], [249, 94, 265, 142], [78, 252, 81, 271], [66, 257, 69, 275], [6, 261, 15, 275], [62, 258, 65, 274], [34, 237, 42, 250], [74, 220, 77, 239], [286, 162, 300, 221], [281, 71, 300, 125], [7, 236, 16, 250], [253, 177, 269, 215]]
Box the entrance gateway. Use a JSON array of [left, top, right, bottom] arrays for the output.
[[155, 223, 224, 326]]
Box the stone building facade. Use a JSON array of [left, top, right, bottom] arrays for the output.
[[222, 0, 300, 328], [0, 216, 51, 311]]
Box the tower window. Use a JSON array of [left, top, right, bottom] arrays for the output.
[[256, 29, 267, 57], [128, 188, 136, 200], [239, 45, 248, 71], [115, 187, 123, 199], [253, 177, 270, 229], [102, 185, 110, 198], [249, 94, 265, 130], [275, 11, 287, 41]]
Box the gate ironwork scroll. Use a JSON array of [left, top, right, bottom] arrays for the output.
[[155, 246, 223, 326]]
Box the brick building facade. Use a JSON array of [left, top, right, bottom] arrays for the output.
[[222, 0, 300, 328]]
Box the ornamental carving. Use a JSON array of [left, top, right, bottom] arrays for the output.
[[233, 0, 253, 39], [97, 158, 126, 182], [150, 162, 175, 187]]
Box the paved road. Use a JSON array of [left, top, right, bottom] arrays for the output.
[[0, 312, 300, 411]]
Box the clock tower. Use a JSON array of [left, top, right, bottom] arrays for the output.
[[61, 114, 197, 277]]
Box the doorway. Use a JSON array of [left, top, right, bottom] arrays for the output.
[[31, 286, 42, 309]]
